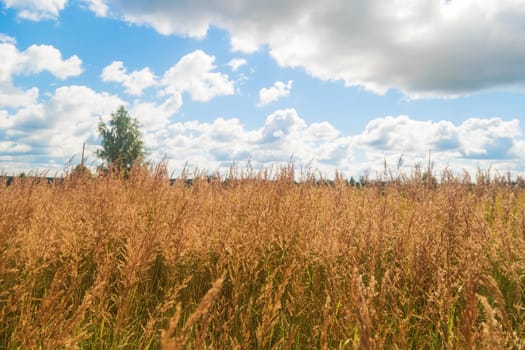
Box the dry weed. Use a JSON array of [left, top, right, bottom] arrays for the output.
[[0, 166, 524, 349]]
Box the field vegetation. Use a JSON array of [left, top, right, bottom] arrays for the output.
[[1, 165, 524, 349]]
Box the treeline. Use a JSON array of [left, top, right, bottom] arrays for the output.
[[3, 168, 525, 188]]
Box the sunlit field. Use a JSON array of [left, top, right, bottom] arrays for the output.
[[1, 166, 524, 349]]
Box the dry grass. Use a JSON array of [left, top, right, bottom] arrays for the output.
[[1, 165, 525, 349]]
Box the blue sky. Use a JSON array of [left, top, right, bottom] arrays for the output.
[[1, 0, 525, 178]]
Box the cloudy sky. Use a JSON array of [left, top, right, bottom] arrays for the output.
[[1, 0, 525, 178]]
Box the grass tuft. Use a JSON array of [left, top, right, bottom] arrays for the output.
[[1, 166, 525, 349]]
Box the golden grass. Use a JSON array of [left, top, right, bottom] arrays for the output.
[[1, 166, 524, 349]]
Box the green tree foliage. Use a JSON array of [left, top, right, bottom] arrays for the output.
[[97, 106, 145, 174]]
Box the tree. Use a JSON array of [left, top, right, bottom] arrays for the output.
[[96, 106, 146, 174]]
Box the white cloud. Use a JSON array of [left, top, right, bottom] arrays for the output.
[[145, 108, 354, 177], [458, 118, 521, 159], [0, 42, 82, 83], [0, 141, 31, 153], [257, 80, 293, 107], [101, 61, 157, 96], [260, 108, 305, 142], [306, 122, 340, 140], [98, 51, 234, 128], [0, 40, 85, 140], [131, 95, 182, 131], [1, 0, 67, 20], [50, 85, 124, 122], [23, 44, 83, 79], [104, 0, 525, 98], [0, 85, 124, 163], [227, 58, 247, 72], [83, 0, 107, 17], [45, 86, 124, 158], [162, 50, 235, 102], [357, 115, 523, 171], [97, 51, 235, 134], [0, 33, 16, 44], [0, 84, 39, 109], [0, 43, 20, 84], [360, 116, 437, 151], [3, 86, 525, 177]]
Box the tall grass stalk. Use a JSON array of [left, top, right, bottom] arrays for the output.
[[1, 166, 524, 349]]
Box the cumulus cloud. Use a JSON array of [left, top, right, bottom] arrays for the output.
[[0, 33, 16, 44], [1, 0, 67, 20], [0, 40, 84, 135], [356, 116, 521, 161], [360, 116, 437, 151], [0, 45, 234, 172], [83, 0, 107, 16], [99, 0, 525, 98], [101, 51, 235, 102], [131, 95, 182, 131], [0, 86, 39, 108], [2, 84, 525, 177], [0, 85, 124, 165], [259, 108, 305, 142], [0, 141, 31, 153], [227, 58, 247, 72], [458, 118, 521, 159], [98, 51, 234, 129], [257, 80, 293, 107], [36, 86, 123, 156], [101, 61, 157, 96], [0, 42, 82, 83], [145, 108, 354, 177], [162, 50, 235, 102], [23, 45, 83, 79], [50, 85, 124, 122]]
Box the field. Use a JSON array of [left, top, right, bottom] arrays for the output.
[[1, 166, 524, 349]]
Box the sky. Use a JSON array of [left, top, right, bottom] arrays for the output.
[[1, 0, 525, 179]]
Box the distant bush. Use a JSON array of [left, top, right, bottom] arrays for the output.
[[70, 163, 92, 179]]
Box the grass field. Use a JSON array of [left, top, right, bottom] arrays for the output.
[[1, 166, 524, 349]]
